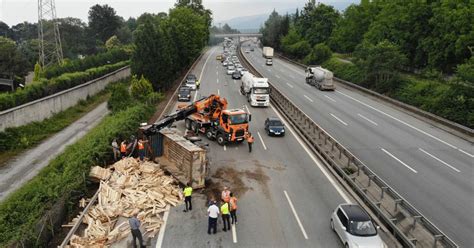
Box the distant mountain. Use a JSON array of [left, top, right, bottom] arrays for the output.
[[214, 1, 357, 30]]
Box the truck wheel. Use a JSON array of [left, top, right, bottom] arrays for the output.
[[185, 119, 192, 130], [216, 134, 226, 146], [206, 129, 214, 140]]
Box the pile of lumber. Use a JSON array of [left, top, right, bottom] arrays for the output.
[[69, 158, 183, 247]]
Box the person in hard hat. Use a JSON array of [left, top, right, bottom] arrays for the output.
[[221, 186, 231, 203], [207, 200, 219, 234], [229, 192, 238, 225], [220, 201, 231, 232], [183, 183, 193, 212], [196, 79, 200, 90], [247, 132, 254, 153], [120, 140, 128, 159], [137, 138, 148, 161]]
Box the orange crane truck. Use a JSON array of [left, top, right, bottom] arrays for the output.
[[144, 94, 251, 146]]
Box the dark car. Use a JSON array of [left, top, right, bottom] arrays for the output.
[[178, 87, 191, 101], [264, 117, 285, 136], [232, 71, 241, 79]]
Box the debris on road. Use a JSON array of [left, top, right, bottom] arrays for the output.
[[68, 158, 182, 247]]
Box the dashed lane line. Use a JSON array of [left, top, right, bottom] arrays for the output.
[[381, 148, 418, 173], [330, 113, 348, 126]]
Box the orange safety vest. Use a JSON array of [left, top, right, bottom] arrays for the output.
[[120, 143, 127, 153], [247, 135, 254, 143], [230, 197, 238, 210], [138, 141, 144, 150]]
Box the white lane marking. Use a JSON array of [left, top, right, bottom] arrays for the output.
[[275, 75, 281, 79], [193, 90, 198, 102], [286, 83, 294, 88], [270, 105, 352, 203], [232, 223, 238, 243], [267, 68, 271, 72], [216, 71, 218, 76], [419, 148, 461, 173], [381, 148, 418, 173], [257, 131, 267, 150], [284, 190, 309, 240], [458, 149, 474, 158], [238, 89, 242, 96], [217, 89, 220, 95], [336, 91, 459, 150], [289, 75, 295, 79], [217, 78, 219, 84], [358, 114, 378, 126], [244, 104, 251, 114], [330, 113, 348, 126], [233, 79, 236, 84], [224, 145, 227, 151], [155, 205, 170, 248], [303, 95, 314, 103], [324, 95, 336, 102]]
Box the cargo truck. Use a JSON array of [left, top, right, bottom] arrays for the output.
[[240, 72, 270, 107], [305, 66, 335, 91], [262, 47, 274, 66]]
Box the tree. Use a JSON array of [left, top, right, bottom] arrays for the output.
[[57, 18, 89, 58], [33, 62, 42, 81], [10, 22, 37, 42], [296, 1, 340, 46], [354, 40, 406, 91], [88, 4, 122, 43], [260, 10, 289, 49], [456, 56, 474, 85], [130, 75, 154, 100], [105, 35, 122, 50], [107, 83, 131, 112], [304, 43, 332, 65], [0, 37, 19, 77]]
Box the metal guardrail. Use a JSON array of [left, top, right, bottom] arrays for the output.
[[274, 53, 473, 141], [238, 46, 458, 248], [59, 50, 207, 248]]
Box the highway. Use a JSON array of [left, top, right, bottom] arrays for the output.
[[241, 43, 474, 247], [154, 47, 394, 248]]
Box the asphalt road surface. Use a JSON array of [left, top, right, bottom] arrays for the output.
[[0, 102, 109, 201], [242, 43, 474, 247], [155, 47, 396, 248]]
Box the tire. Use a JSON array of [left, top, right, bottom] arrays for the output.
[[206, 129, 214, 140], [345, 244, 349, 248], [185, 119, 192, 130], [217, 134, 226, 146]]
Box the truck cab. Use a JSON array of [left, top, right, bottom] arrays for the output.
[[241, 72, 270, 107]]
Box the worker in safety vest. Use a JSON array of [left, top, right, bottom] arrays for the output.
[[196, 80, 200, 90], [137, 138, 148, 161], [229, 192, 238, 225], [221, 186, 231, 203], [220, 201, 231, 232], [247, 132, 254, 153], [120, 140, 128, 159], [183, 183, 193, 212]]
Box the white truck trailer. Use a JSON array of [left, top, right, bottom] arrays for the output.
[[240, 72, 270, 107], [262, 47, 274, 65]]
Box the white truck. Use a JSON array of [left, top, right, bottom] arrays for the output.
[[240, 72, 270, 107], [262, 47, 274, 66], [305, 66, 335, 91]]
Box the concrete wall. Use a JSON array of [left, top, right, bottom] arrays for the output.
[[0, 66, 130, 132]]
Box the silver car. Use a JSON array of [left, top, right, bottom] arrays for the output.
[[331, 204, 386, 248]]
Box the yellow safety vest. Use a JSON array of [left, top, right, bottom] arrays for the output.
[[184, 186, 193, 197], [221, 202, 230, 215]]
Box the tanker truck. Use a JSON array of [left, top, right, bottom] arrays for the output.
[[305, 66, 335, 91]]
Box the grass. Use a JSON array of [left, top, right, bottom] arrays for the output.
[[0, 90, 110, 168]]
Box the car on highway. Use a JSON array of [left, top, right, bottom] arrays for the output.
[[185, 74, 197, 90], [264, 117, 285, 136], [245, 50, 250, 53], [250, 48, 254, 52], [240, 68, 248, 76], [331, 204, 386, 248], [232, 71, 241, 79], [223, 60, 229, 66], [178, 87, 191, 101], [227, 65, 236, 75], [265, 58, 273, 66]]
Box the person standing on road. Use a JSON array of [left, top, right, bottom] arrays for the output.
[[183, 183, 193, 212], [247, 132, 254, 153], [129, 215, 145, 248], [196, 80, 200, 90], [111, 139, 120, 161], [120, 140, 128, 159], [221, 186, 231, 203], [229, 193, 238, 225], [207, 200, 219, 234], [137, 138, 148, 161], [220, 201, 231, 232]]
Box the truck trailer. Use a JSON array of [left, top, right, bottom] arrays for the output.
[[240, 72, 270, 107]]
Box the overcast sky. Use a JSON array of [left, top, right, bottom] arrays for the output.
[[0, 0, 357, 26]]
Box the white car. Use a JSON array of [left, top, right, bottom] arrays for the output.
[[331, 204, 386, 248], [223, 60, 228, 66], [227, 65, 236, 75]]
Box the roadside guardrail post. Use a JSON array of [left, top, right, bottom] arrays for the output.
[[434, 234, 444, 248], [412, 216, 422, 230], [368, 174, 375, 187], [394, 199, 403, 212], [381, 186, 388, 199]]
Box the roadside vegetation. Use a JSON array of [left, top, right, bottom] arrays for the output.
[[0, 1, 211, 246], [260, 0, 473, 128]]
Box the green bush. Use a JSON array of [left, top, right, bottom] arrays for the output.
[[304, 43, 333, 65], [43, 48, 130, 79], [0, 103, 154, 246], [130, 75, 154, 101], [108, 83, 132, 113], [0, 61, 129, 111], [323, 57, 366, 85]]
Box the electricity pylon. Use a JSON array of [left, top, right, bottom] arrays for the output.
[[38, 0, 63, 68]]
